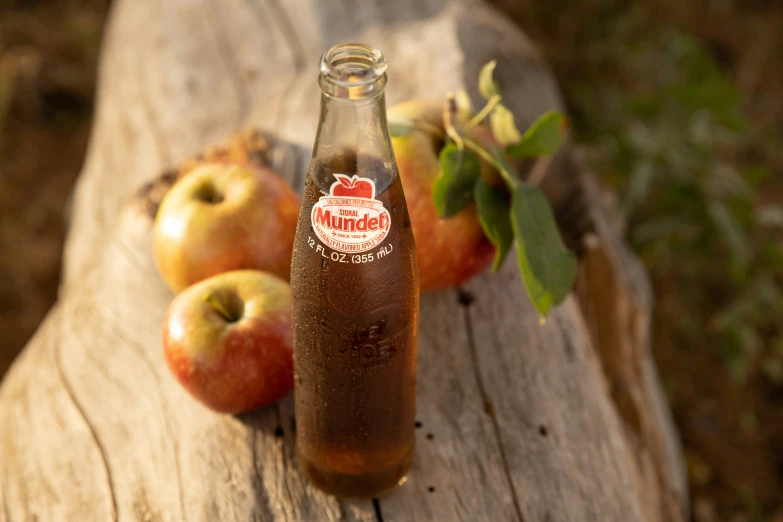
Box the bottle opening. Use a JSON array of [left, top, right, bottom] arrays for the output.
[[319, 43, 387, 100]]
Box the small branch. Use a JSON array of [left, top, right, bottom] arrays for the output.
[[466, 95, 501, 128], [527, 155, 553, 187], [415, 120, 445, 139], [388, 117, 444, 139], [463, 138, 500, 169], [463, 137, 519, 190], [443, 92, 464, 149]]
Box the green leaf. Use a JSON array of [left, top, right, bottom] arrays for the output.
[[488, 147, 576, 315], [433, 144, 481, 218], [507, 111, 566, 158], [474, 178, 513, 271], [510, 183, 577, 316], [388, 113, 415, 137], [490, 103, 523, 146], [478, 60, 498, 100]]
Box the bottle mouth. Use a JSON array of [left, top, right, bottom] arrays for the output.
[[319, 43, 387, 99]]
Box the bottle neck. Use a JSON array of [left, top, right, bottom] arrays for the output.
[[310, 43, 397, 192], [312, 90, 395, 165]]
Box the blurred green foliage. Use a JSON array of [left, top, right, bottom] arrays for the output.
[[573, 16, 783, 385]]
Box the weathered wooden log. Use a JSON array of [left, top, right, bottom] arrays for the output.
[[0, 1, 688, 520]]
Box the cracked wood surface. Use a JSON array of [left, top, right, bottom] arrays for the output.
[[0, 0, 688, 520]]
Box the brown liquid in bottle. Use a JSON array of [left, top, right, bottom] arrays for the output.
[[291, 151, 419, 497]]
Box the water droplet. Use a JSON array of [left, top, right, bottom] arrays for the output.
[[392, 205, 398, 214], [322, 259, 328, 269]]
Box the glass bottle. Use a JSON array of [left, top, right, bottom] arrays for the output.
[[290, 43, 419, 498]]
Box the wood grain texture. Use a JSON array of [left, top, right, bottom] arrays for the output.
[[573, 171, 690, 521], [0, 0, 687, 520]]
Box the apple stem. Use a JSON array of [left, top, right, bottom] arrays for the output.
[[204, 293, 235, 322]]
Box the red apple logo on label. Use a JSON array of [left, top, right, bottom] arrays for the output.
[[311, 173, 391, 253], [331, 174, 375, 199]]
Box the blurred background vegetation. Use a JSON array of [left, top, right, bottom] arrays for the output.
[[0, 0, 108, 371], [1, 0, 781, 520]]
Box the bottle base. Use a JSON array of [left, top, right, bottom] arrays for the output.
[[298, 446, 413, 499]]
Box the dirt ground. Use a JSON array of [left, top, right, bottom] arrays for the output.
[[1, 0, 782, 520]]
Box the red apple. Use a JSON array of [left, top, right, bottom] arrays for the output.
[[162, 269, 293, 414], [154, 162, 300, 293], [390, 100, 496, 291], [331, 174, 374, 199]]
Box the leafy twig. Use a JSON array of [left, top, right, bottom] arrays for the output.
[[391, 61, 572, 317]]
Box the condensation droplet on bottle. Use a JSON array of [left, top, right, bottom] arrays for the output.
[[322, 258, 328, 269]]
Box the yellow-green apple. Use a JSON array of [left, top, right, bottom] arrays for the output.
[[162, 269, 293, 414], [390, 100, 496, 291], [154, 162, 299, 293]]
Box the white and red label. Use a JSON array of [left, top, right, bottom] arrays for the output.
[[311, 174, 391, 253]]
